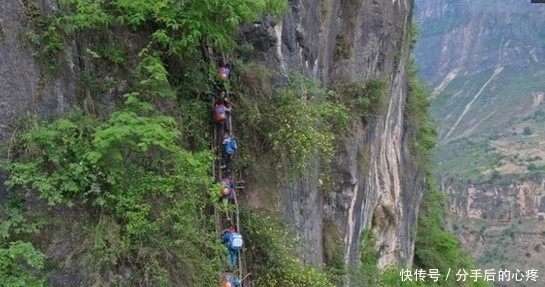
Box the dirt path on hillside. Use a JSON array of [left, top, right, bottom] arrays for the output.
[[439, 66, 504, 145], [431, 69, 459, 99]]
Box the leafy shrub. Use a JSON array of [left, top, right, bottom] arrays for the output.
[[240, 208, 334, 287], [4, 94, 225, 286], [236, 65, 349, 175], [406, 58, 437, 164], [265, 81, 348, 174], [331, 78, 386, 119], [323, 218, 346, 285], [25, 0, 290, 105], [349, 229, 379, 286], [0, 195, 47, 287]]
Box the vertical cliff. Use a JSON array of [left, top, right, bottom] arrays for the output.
[[242, 0, 419, 269], [0, 0, 78, 207], [329, 0, 419, 269], [0, 0, 422, 284], [0, 0, 76, 143]]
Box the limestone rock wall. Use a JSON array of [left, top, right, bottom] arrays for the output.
[[0, 0, 76, 145], [413, 0, 545, 85], [445, 179, 545, 222], [244, 0, 420, 269]]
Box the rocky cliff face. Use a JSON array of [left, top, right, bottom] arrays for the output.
[[445, 179, 545, 222], [0, 0, 78, 206], [414, 0, 545, 85], [443, 178, 545, 284], [243, 0, 419, 269], [1, 0, 420, 281], [0, 0, 76, 144]]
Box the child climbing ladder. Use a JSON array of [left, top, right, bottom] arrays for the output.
[[210, 63, 249, 286]]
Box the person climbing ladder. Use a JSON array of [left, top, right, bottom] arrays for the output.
[[220, 273, 241, 287], [214, 96, 231, 145], [221, 130, 237, 172], [219, 174, 235, 206], [221, 225, 243, 268], [211, 61, 249, 285], [218, 63, 232, 92]]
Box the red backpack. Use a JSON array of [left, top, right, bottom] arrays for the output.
[[215, 105, 227, 122], [219, 67, 230, 79]]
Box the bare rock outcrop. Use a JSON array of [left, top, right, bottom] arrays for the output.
[[445, 179, 545, 222]]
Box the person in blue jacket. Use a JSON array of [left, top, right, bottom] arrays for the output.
[[221, 131, 237, 172], [221, 225, 243, 268]]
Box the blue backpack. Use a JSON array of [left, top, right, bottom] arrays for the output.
[[229, 233, 243, 250], [225, 138, 237, 154], [229, 138, 237, 151]]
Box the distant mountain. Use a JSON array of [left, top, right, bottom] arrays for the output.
[[414, 1, 545, 283], [414, 0, 545, 179]]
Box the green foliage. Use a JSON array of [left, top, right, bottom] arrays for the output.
[[334, 35, 352, 61], [405, 57, 491, 287], [265, 75, 348, 174], [349, 229, 380, 286], [28, 0, 287, 82], [352, 229, 490, 287], [4, 94, 225, 286], [56, 0, 287, 55], [240, 208, 334, 287], [0, 195, 47, 287], [178, 98, 213, 151], [438, 138, 507, 179], [331, 78, 386, 119], [22, 2, 66, 75], [323, 218, 346, 285], [236, 64, 349, 176], [409, 21, 419, 49], [414, 184, 470, 273], [406, 58, 437, 164]]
